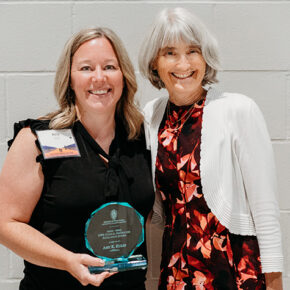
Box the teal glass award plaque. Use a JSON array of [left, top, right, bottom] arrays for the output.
[[85, 202, 147, 273]]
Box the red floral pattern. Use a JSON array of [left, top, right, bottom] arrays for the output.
[[155, 99, 265, 289]]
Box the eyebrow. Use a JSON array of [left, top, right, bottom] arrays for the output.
[[161, 44, 199, 51], [161, 46, 175, 50], [188, 45, 201, 49], [74, 58, 118, 63], [159, 47, 175, 54]]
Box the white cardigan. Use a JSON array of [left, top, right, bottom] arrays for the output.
[[144, 87, 283, 273]]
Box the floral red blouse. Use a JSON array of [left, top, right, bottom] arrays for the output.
[[155, 98, 265, 290]]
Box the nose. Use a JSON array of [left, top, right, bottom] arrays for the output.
[[92, 67, 105, 82], [176, 54, 191, 70]]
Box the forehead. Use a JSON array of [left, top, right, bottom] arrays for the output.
[[159, 23, 199, 46], [156, 32, 200, 57], [73, 37, 118, 60], [161, 41, 198, 50]]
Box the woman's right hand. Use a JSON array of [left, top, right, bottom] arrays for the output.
[[66, 253, 116, 287], [0, 128, 115, 288]]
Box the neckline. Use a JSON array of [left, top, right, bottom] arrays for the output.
[[75, 120, 122, 159], [168, 96, 206, 113]]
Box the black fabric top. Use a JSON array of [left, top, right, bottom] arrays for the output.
[[9, 119, 155, 290]]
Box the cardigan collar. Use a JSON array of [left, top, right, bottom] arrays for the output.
[[149, 86, 223, 128]]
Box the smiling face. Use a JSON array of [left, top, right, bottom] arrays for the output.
[[155, 41, 206, 105], [70, 37, 124, 117]]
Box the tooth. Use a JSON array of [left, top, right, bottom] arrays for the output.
[[173, 72, 193, 79], [91, 90, 108, 94]]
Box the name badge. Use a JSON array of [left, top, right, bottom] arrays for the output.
[[36, 129, 81, 159]]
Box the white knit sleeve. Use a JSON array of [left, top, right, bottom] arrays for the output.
[[143, 98, 166, 228], [234, 98, 283, 273], [143, 103, 151, 150]]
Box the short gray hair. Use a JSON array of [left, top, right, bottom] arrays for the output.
[[139, 7, 220, 89]]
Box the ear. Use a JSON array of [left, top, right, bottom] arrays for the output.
[[151, 59, 159, 77], [151, 58, 158, 71]]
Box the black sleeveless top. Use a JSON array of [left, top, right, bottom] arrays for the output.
[[9, 119, 155, 290]]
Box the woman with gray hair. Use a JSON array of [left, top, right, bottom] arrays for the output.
[[139, 7, 283, 289], [0, 27, 154, 289]]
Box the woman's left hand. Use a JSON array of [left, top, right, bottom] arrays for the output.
[[265, 272, 283, 290]]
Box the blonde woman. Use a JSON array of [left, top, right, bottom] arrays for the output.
[[140, 7, 283, 289], [0, 28, 154, 289]]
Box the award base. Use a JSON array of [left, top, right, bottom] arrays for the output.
[[89, 255, 147, 273]]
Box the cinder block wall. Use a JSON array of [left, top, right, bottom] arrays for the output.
[[0, 1, 289, 289]]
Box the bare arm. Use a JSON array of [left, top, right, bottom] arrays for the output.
[[0, 128, 113, 286], [265, 272, 283, 290]]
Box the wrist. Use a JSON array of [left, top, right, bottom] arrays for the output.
[[62, 250, 75, 273], [265, 272, 283, 290]]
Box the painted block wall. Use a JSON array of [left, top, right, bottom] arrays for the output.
[[0, 1, 289, 289]]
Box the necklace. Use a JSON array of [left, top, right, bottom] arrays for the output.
[[166, 101, 197, 131], [166, 90, 206, 131]]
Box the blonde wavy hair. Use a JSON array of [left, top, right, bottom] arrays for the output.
[[42, 27, 143, 139]]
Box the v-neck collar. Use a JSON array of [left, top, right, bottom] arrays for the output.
[[74, 119, 127, 160], [74, 119, 133, 202]]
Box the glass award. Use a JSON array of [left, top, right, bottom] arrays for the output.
[[84, 202, 147, 273]]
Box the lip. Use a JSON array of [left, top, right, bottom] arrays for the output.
[[88, 89, 111, 95], [171, 71, 195, 79]]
